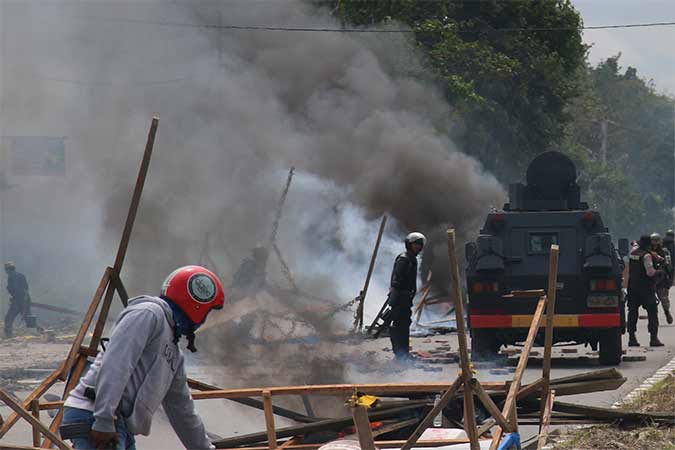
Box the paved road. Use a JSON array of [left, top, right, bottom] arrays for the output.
[[4, 305, 674, 448]]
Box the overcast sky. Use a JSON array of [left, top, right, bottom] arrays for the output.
[[573, 0, 675, 95]]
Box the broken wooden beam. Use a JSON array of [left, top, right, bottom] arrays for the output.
[[187, 378, 319, 423], [212, 404, 427, 448], [0, 389, 72, 450]]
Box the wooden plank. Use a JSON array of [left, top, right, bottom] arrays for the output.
[[112, 116, 159, 275], [187, 378, 318, 423], [413, 272, 433, 326], [516, 377, 545, 401], [354, 215, 387, 331], [547, 377, 626, 397], [263, 391, 277, 449], [42, 356, 88, 448], [372, 418, 420, 438], [30, 400, 40, 447], [470, 379, 514, 433], [191, 381, 506, 400], [537, 390, 555, 450], [399, 376, 462, 450], [1, 446, 50, 450], [278, 438, 302, 449], [111, 269, 129, 306], [0, 389, 72, 450], [351, 405, 376, 450], [502, 289, 546, 298], [446, 229, 479, 450], [489, 295, 547, 450], [548, 368, 623, 386], [0, 362, 64, 438], [59, 267, 112, 380], [216, 439, 485, 450], [540, 244, 559, 428], [212, 404, 427, 448], [476, 418, 496, 438]]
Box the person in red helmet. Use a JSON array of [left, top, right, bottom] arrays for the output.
[[61, 266, 225, 450]]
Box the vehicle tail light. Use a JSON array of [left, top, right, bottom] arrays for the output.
[[490, 214, 506, 229], [472, 281, 499, 294], [582, 211, 596, 227], [590, 279, 617, 291]]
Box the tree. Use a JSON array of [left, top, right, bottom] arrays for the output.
[[314, 0, 587, 178], [560, 55, 675, 236]]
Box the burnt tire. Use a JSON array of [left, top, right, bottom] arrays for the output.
[[471, 329, 500, 361], [598, 328, 622, 366]]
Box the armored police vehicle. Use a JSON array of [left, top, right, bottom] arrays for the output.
[[466, 152, 628, 365]]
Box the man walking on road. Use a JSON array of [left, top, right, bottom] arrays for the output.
[[4, 262, 31, 338], [61, 265, 225, 449], [387, 232, 425, 361], [627, 235, 664, 347]]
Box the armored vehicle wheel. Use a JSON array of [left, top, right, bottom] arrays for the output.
[[471, 329, 500, 361], [598, 328, 622, 366]]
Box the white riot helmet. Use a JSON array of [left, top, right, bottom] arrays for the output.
[[405, 232, 426, 249]]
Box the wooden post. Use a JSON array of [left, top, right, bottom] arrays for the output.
[[540, 244, 559, 427], [489, 296, 547, 450], [42, 117, 159, 448], [60, 267, 112, 379], [537, 390, 556, 450], [263, 391, 277, 449], [0, 362, 64, 438], [30, 400, 40, 447], [351, 405, 376, 450], [413, 271, 433, 327], [0, 389, 72, 450], [354, 215, 387, 331], [446, 229, 480, 450], [398, 376, 462, 450], [470, 380, 514, 433]]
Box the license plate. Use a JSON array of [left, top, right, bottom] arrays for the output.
[[587, 295, 618, 308]]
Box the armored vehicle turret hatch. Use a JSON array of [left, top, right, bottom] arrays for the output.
[[466, 152, 628, 365]]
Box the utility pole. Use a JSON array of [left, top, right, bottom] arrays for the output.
[[600, 119, 608, 167]]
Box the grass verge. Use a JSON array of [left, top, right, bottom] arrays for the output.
[[552, 375, 675, 450]]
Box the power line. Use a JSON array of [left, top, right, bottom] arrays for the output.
[[60, 15, 675, 33]]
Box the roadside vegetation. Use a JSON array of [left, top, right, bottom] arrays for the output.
[[313, 0, 675, 236], [555, 375, 675, 450]]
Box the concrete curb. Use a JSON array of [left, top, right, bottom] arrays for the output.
[[541, 352, 675, 449], [611, 353, 675, 408]]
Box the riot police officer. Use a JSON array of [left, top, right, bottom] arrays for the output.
[[387, 232, 425, 361], [651, 233, 673, 324], [627, 235, 664, 347]]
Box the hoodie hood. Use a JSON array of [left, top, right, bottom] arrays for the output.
[[125, 295, 175, 328]]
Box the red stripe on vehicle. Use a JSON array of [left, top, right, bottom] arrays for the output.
[[579, 313, 620, 327], [470, 315, 512, 328]]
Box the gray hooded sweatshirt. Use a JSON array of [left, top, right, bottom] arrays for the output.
[[65, 296, 212, 449]]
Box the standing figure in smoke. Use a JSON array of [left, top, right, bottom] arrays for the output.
[[4, 261, 31, 338], [387, 232, 425, 361], [231, 246, 269, 300], [61, 266, 224, 450]]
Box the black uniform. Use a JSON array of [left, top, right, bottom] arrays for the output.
[[627, 248, 659, 337], [387, 251, 418, 359], [4, 270, 30, 338]]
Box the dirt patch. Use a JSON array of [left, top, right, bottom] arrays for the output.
[[554, 375, 675, 450]]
